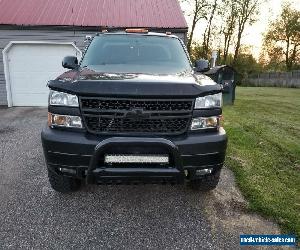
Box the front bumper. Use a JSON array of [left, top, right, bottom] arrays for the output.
[[41, 127, 227, 184]]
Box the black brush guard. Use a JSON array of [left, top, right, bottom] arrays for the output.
[[87, 137, 184, 184]]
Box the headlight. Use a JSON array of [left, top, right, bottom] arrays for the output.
[[49, 90, 79, 107], [190, 116, 219, 130], [194, 93, 222, 109], [48, 113, 83, 128]]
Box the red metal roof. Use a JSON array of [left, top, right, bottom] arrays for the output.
[[0, 0, 187, 29]]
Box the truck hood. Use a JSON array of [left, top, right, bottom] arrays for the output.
[[48, 68, 221, 98]]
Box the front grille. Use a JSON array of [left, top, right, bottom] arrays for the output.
[[81, 98, 193, 111], [80, 97, 194, 135]]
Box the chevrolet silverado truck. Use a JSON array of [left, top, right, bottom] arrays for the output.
[[41, 30, 227, 193]]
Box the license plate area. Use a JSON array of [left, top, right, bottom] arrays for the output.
[[104, 154, 169, 165]]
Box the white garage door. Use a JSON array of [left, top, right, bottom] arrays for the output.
[[5, 43, 80, 106]]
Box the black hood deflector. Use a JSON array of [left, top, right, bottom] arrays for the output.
[[48, 69, 222, 98], [48, 80, 221, 98]]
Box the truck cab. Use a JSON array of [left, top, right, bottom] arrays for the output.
[[41, 30, 227, 193]]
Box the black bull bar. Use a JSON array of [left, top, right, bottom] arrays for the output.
[[86, 137, 185, 184]]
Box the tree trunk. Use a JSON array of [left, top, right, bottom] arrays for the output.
[[203, 0, 217, 58], [290, 44, 298, 70], [233, 18, 246, 65], [285, 38, 290, 70], [202, 27, 208, 58], [232, 0, 258, 65], [223, 32, 232, 63], [223, 35, 228, 62], [187, 17, 197, 54], [233, 32, 242, 65], [222, 3, 236, 64]]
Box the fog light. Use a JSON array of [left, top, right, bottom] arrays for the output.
[[196, 168, 213, 176], [48, 113, 82, 128], [191, 116, 219, 130]]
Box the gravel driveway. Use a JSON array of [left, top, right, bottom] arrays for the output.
[[0, 107, 281, 249]]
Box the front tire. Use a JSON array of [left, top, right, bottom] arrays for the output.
[[189, 170, 221, 191], [48, 170, 81, 193]]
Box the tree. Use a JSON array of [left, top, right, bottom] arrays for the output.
[[190, 41, 211, 62], [221, 0, 238, 63], [202, 0, 218, 58], [232, 0, 260, 65], [234, 47, 262, 76], [263, 3, 300, 71], [260, 41, 286, 71], [183, 0, 209, 53]]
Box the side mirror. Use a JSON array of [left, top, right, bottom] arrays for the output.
[[195, 59, 210, 72], [62, 56, 78, 69]]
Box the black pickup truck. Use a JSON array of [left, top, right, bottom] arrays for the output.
[[41, 30, 227, 193]]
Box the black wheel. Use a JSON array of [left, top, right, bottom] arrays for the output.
[[48, 170, 81, 193], [189, 170, 221, 191]]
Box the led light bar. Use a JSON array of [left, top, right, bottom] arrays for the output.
[[104, 154, 169, 164]]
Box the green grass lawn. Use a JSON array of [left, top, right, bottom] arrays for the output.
[[223, 87, 300, 238]]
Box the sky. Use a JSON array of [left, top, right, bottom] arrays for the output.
[[180, 0, 300, 59]]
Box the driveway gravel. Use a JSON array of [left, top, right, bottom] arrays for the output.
[[0, 107, 282, 249]]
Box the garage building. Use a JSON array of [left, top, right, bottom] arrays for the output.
[[0, 0, 188, 106]]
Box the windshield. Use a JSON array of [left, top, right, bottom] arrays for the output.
[[81, 34, 192, 75]]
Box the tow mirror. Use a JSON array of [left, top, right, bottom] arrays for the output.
[[62, 56, 78, 69], [195, 59, 210, 72]]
